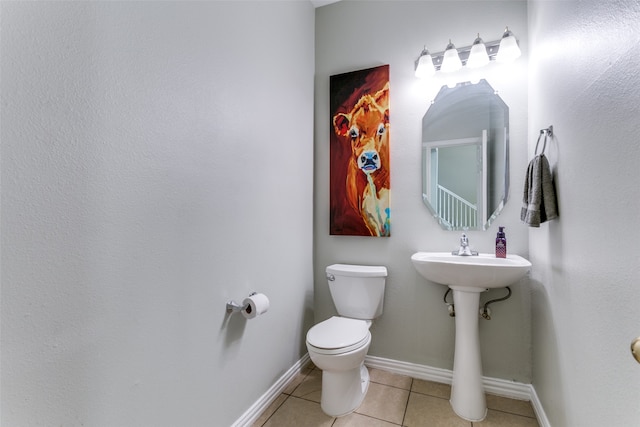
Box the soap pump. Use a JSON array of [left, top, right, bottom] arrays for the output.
[[495, 226, 507, 258]]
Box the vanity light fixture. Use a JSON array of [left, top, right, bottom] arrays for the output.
[[414, 27, 521, 78]]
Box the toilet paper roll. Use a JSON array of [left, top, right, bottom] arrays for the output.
[[242, 293, 270, 319]]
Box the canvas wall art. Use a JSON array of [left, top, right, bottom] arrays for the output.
[[330, 65, 390, 236]]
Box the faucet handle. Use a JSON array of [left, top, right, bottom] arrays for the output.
[[454, 233, 477, 256]]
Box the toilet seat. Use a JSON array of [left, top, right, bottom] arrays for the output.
[[306, 316, 371, 355]]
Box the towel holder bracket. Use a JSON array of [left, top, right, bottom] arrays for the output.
[[535, 125, 554, 155]]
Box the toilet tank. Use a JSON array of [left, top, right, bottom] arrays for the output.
[[326, 264, 387, 320]]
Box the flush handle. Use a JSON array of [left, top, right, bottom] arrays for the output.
[[326, 273, 335, 281], [631, 337, 640, 364]]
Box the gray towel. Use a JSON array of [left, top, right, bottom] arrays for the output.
[[521, 154, 558, 227]]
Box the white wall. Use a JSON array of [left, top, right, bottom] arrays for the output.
[[0, 2, 315, 426], [528, 1, 640, 425], [315, 1, 532, 382]]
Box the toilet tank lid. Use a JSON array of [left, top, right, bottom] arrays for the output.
[[326, 264, 387, 277]]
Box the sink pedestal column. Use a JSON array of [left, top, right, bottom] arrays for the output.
[[450, 287, 487, 422]]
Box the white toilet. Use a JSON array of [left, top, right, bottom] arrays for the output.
[[305, 263, 388, 417]]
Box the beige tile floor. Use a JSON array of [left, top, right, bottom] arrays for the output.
[[252, 364, 539, 427]]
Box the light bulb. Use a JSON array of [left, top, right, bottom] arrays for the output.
[[496, 27, 521, 63], [415, 48, 435, 78], [440, 40, 462, 73], [467, 34, 490, 69]]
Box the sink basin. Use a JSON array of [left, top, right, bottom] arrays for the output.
[[411, 252, 531, 290]]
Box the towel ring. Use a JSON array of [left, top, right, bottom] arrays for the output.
[[535, 125, 553, 155]]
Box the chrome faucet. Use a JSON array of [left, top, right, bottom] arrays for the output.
[[453, 233, 478, 256]]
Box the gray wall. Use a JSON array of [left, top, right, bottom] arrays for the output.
[[1, 2, 315, 426], [315, 1, 531, 382], [528, 1, 640, 426]]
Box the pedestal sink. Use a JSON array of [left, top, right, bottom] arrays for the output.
[[411, 252, 531, 421]]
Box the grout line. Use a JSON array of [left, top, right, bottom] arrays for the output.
[[368, 368, 414, 392], [410, 389, 450, 400], [369, 379, 413, 392], [283, 367, 316, 396], [255, 394, 290, 427], [486, 407, 540, 421], [353, 411, 404, 426], [400, 378, 413, 426]]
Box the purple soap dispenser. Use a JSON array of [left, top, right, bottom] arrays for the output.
[[496, 226, 507, 258]]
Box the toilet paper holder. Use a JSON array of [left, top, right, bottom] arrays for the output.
[[226, 292, 257, 314]]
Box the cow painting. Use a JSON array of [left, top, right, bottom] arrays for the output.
[[330, 66, 390, 237]]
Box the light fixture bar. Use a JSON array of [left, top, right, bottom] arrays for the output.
[[428, 39, 502, 72]]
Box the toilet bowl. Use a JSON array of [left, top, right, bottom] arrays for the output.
[[306, 317, 372, 416], [305, 264, 387, 417]]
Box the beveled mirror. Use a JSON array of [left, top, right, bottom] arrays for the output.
[[422, 80, 509, 230]]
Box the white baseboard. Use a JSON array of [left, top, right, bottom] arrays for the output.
[[529, 385, 551, 427], [365, 354, 454, 385], [365, 355, 551, 427], [231, 353, 550, 427], [231, 353, 311, 427]]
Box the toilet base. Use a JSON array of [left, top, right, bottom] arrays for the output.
[[320, 364, 370, 417]]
